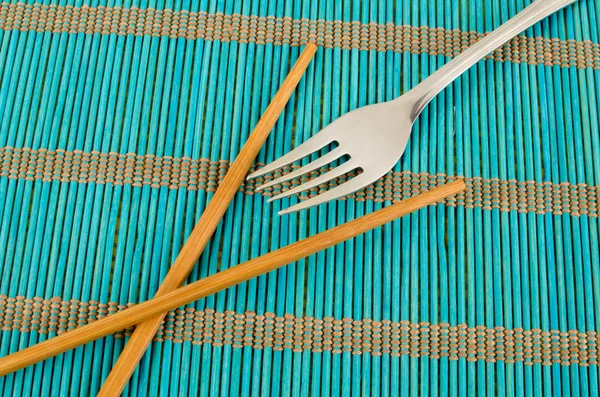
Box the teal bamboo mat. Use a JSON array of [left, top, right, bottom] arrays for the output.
[[0, 0, 599, 395]]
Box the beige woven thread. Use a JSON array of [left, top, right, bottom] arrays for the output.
[[0, 146, 597, 217], [0, 295, 597, 366], [1, 2, 599, 70]]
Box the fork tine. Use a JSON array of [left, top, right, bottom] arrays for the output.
[[255, 147, 345, 192], [246, 133, 335, 180], [278, 172, 375, 215], [267, 161, 357, 203]]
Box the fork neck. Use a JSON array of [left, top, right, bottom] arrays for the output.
[[402, 0, 576, 123]]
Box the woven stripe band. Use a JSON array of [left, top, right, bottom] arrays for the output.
[[1, 146, 597, 217], [0, 2, 599, 70], [0, 295, 598, 367]]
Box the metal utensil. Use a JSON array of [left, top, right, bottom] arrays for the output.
[[248, 0, 576, 215]]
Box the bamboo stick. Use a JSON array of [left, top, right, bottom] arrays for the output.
[[94, 42, 317, 396], [0, 180, 465, 378]]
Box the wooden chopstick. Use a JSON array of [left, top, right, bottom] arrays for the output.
[[0, 180, 465, 377], [94, 43, 317, 396]]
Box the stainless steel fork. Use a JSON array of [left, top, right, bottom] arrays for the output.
[[247, 0, 577, 215]]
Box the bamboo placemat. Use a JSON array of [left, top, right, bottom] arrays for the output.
[[0, 0, 599, 395]]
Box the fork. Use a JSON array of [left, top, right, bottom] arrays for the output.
[[247, 0, 577, 215]]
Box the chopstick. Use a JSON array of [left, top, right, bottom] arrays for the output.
[[0, 180, 466, 377], [95, 43, 317, 395]]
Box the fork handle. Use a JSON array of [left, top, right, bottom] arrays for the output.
[[405, 0, 577, 121]]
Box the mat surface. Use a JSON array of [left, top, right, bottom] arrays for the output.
[[0, 0, 599, 395]]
